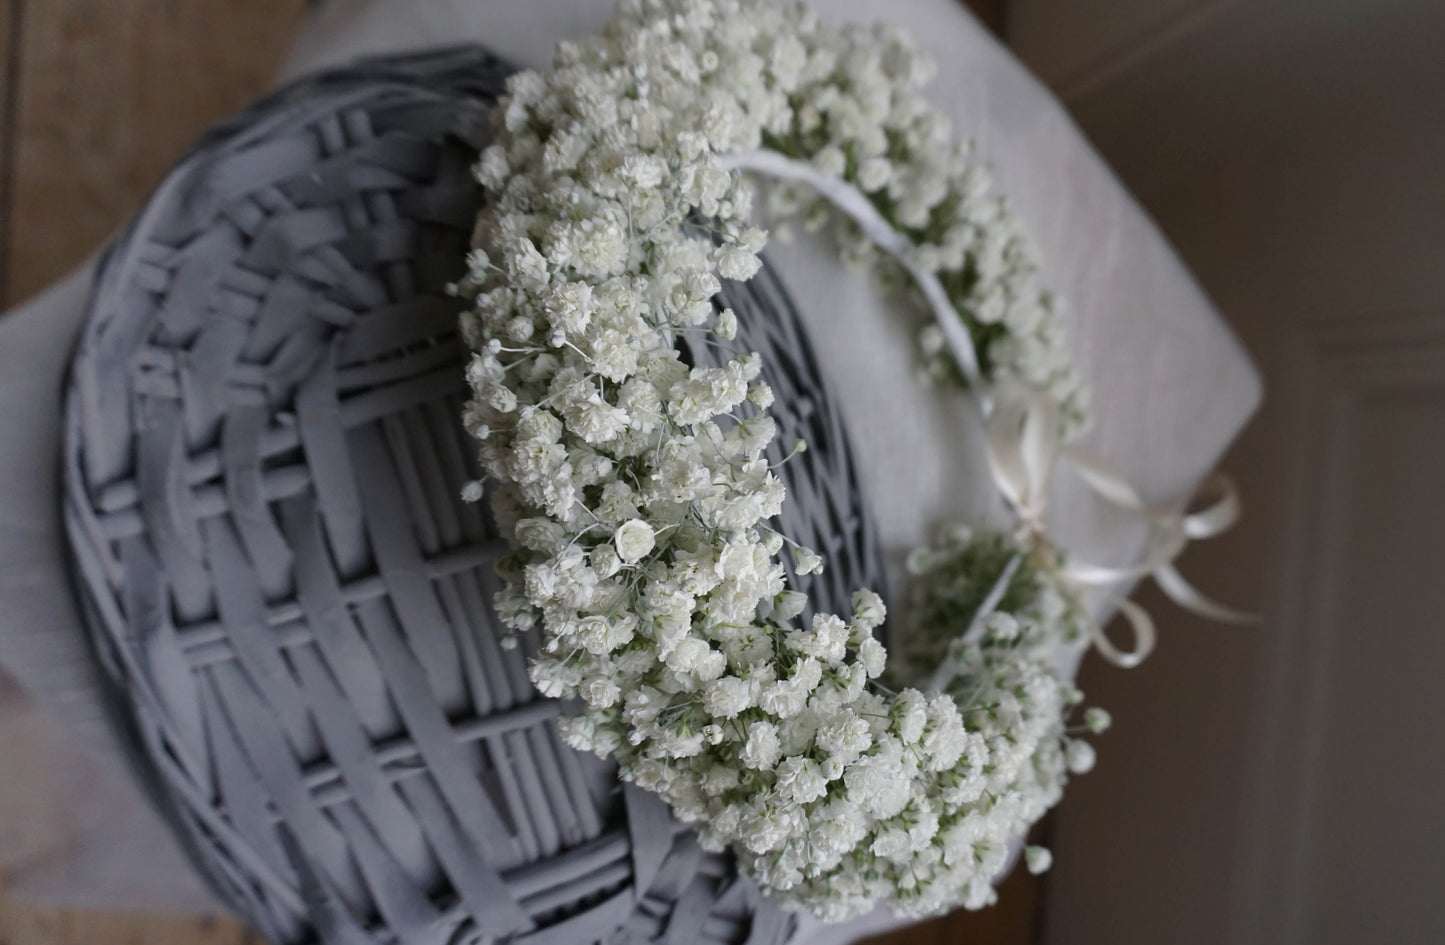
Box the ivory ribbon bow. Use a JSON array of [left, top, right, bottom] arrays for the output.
[[985, 383, 1256, 668], [723, 149, 1257, 668]]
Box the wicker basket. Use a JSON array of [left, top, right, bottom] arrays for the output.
[[62, 48, 884, 945]]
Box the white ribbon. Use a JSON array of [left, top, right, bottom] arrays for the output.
[[985, 382, 1258, 666], [720, 150, 989, 403], [723, 149, 1257, 669]]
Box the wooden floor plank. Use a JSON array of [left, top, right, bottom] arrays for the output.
[[0, 685, 263, 944], [0, 0, 19, 305], [0, 887, 266, 945], [0, 1, 12, 123], [5, 0, 308, 307]]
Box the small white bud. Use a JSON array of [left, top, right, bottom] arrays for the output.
[[1066, 739, 1097, 774], [792, 546, 823, 576], [715, 308, 738, 340]]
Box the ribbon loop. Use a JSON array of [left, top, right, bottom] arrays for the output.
[[718, 148, 1255, 669], [979, 383, 1257, 666], [1153, 563, 1257, 625], [1181, 474, 1241, 540], [985, 383, 1060, 528], [1090, 598, 1157, 669]]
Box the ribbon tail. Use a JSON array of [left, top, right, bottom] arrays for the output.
[[1063, 558, 1160, 587], [1153, 562, 1259, 625], [1182, 474, 1243, 539], [985, 382, 1063, 525], [985, 395, 1030, 513], [1061, 444, 1145, 512], [1090, 597, 1157, 669], [1019, 391, 1061, 509]]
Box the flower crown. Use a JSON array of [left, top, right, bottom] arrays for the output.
[[456, 0, 1249, 921]]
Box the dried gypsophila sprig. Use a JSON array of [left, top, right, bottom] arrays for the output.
[[457, 0, 1100, 921], [756, 119, 1089, 429]]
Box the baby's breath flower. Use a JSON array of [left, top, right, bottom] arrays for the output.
[[775, 756, 829, 804], [1025, 845, 1053, 875], [613, 519, 656, 564], [740, 720, 783, 770], [793, 546, 824, 575], [715, 307, 738, 340], [462, 0, 1096, 921], [718, 246, 763, 281], [852, 588, 887, 629], [1066, 739, 1097, 774], [1084, 707, 1112, 734], [747, 381, 774, 409]]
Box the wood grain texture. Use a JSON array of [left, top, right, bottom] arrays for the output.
[[0, 890, 264, 945], [0, 686, 260, 943], [4, 0, 308, 307], [0, 0, 19, 304]]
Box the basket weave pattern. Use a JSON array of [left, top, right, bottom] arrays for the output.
[[62, 49, 884, 945]]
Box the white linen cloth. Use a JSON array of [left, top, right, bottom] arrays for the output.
[[0, 0, 1260, 930]]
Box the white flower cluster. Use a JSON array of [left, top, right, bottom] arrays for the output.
[[748, 8, 1090, 431], [460, 0, 1097, 920], [892, 524, 1090, 685]]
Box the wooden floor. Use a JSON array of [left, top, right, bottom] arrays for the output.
[[0, 1, 1033, 943]]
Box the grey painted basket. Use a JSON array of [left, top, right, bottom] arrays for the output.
[[61, 47, 885, 945]]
